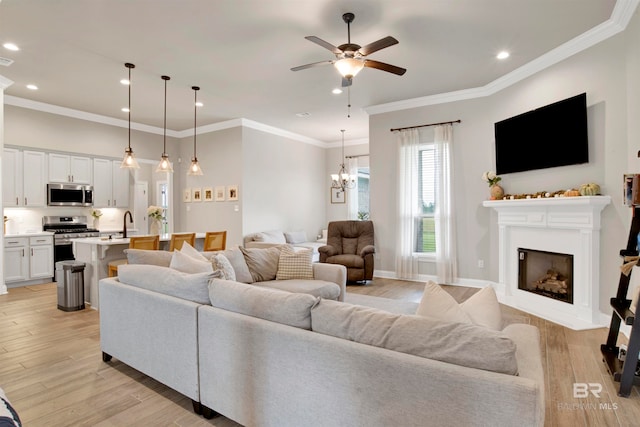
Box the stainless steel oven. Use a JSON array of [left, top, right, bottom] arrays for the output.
[[42, 216, 99, 280]]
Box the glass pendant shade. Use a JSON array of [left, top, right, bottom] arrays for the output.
[[334, 58, 364, 78], [121, 62, 140, 169], [188, 158, 203, 176], [156, 75, 174, 173]]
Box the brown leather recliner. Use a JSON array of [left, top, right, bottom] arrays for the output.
[[318, 220, 375, 283]]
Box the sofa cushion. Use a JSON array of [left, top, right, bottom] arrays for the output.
[[252, 230, 286, 244], [210, 253, 236, 281], [276, 245, 313, 280], [204, 247, 253, 284], [416, 281, 503, 331], [0, 387, 21, 427], [208, 278, 319, 329], [255, 279, 341, 300], [284, 230, 308, 244], [326, 254, 364, 269], [180, 242, 209, 262], [240, 246, 282, 282], [118, 264, 217, 304], [125, 248, 173, 267], [169, 250, 214, 274], [311, 299, 518, 375]]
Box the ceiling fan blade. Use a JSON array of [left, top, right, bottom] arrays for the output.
[[364, 59, 406, 76], [305, 36, 342, 55], [342, 77, 353, 87], [358, 36, 399, 56], [291, 60, 334, 72]]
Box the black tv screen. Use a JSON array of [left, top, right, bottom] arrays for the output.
[[494, 92, 588, 175]]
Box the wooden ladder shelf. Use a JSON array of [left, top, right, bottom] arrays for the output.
[[601, 206, 640, 397]]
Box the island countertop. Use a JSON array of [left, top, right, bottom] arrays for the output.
[[72, 232, 206, 246]]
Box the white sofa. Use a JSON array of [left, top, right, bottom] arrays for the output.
[[99, 247, 544, 426], [243, 230, 325, 262]]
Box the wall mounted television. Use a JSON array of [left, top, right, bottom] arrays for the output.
[[494, 92, 588, 175]]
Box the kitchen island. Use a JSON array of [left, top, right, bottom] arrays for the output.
[[72, 233, 206, 309]]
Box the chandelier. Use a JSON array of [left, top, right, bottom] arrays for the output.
[[331, 129, 355, 192]]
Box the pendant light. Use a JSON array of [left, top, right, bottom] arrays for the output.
[[331, 129, 355, 192], [155, 75, 174, 173], [188, 86, 203, 176], [121, 62, 140, 169]]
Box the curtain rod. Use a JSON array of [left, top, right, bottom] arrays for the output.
[[345, 154, 369, 159], [390, 119, 461, 132]]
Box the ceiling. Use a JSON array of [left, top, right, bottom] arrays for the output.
[[0, 0, 620, 144]]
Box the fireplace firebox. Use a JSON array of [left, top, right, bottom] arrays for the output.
[[518, 248, 573, 304]]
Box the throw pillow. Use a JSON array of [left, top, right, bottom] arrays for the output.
[[284, 230, 308, 244], [311, 299, 518, 375], [0, 387, 21, 427], [208, 278, 319, 329], [239, 246, 282, 282], [116, 264, 220, 305], [210, 253, 236, 281], [252, 230, 286, 244], [180, 242, 209, 262], [415, 281, 503, 331], [276, 246, 313, 280], [125, 249, 173, 267], [169, 250, 214, 274]]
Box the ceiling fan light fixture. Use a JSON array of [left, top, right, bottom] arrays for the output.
[[334, 58, 364, 78]]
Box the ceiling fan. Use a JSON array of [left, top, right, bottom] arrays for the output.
[[291, 12, 406, 87]]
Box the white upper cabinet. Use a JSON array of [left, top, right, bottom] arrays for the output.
[[93, 158, 129, 208], [3, 149, 46, 207], [49, 153, 92, 184], [3, 148, 23, 207]]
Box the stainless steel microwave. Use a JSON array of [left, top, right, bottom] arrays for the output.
[[47, 183, 93, 207]]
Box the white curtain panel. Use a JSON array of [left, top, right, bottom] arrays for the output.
[[434, 124, 457, 284], [395, 128, 420, 279], [348, 157, 359, 219]]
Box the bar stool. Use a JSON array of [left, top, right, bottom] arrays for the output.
[[203, 231, 227, 251], [169, 233, 196, 251], [108, 235, 160, 277]]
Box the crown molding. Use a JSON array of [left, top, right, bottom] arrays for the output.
[[364, 0, 639, 116]]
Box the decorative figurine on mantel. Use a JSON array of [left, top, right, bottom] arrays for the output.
[[482, 171, 504, 200]]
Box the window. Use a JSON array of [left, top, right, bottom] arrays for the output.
[[357, 167, 370, 220], [416, 145, 436, 253]]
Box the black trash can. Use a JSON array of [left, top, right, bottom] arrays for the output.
[[55, 261, 86, 311]]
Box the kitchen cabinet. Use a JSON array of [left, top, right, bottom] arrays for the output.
[[49, 153, 92, 184], [92, 158, 130, 208], [3, 234, 54, 283], [3, 149, 46, 207]]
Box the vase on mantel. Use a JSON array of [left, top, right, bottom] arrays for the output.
[[490, 184, 504, 200], [149, 220, 161, 235]]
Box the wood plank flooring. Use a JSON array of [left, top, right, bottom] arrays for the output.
[[1, 279, 638, 426]]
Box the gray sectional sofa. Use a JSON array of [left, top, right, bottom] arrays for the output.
[[99, 247, 545, 427]]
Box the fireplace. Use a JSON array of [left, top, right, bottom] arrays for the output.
[[483, 196, 611, 330], [518, 248, 573, 304]]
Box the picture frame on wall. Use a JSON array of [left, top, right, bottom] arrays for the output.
[[331, 188, 346, 204], [193, 187, 202, 202], [183, 188, 191, 203], [203, 187, 213, 202], [215, 186, 225, 202], [227, 185, 238, 201]]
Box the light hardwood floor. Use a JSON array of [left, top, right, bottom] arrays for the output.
[[1, 279, 639, 426]]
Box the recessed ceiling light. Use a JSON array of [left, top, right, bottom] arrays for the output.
[[3, 43, 19, 51], [195, 102, 203, 107], [497, 51, 510, 60], [26, 84, 38, 90], [121, 107, 130, 112], [296, 112, 311, 117], [120, 79, 130, 85], [332, 88, 343, 94]]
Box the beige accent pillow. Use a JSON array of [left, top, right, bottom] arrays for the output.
[[311, 299, 518, 375], [284, 230, 307, 244], [210, 253, 236, 281], [416, 281, 503, 331], [204, 247, 253, 283], [252, 230, 286, 244], [239, 246, 282, 282], [208, 278, 319, 329], [170, 250, 214, 274], [125, 249, 173, 267], [180, 242, 209, 262], [276, 245, 313, 280]]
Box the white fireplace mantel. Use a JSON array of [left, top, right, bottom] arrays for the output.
[[483, 195, 611, 330]]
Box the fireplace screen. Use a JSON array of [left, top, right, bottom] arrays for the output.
[[518, 248, 573, 304]]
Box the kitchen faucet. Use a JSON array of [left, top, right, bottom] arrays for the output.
[[122, 210, 133, 238]]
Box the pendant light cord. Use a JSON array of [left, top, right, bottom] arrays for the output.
[[162, 75, 170, 154], [126, 63, 134, 150], [192, 86, 200, 158]]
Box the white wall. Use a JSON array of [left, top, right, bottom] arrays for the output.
[[369, 12, 640, 313]]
